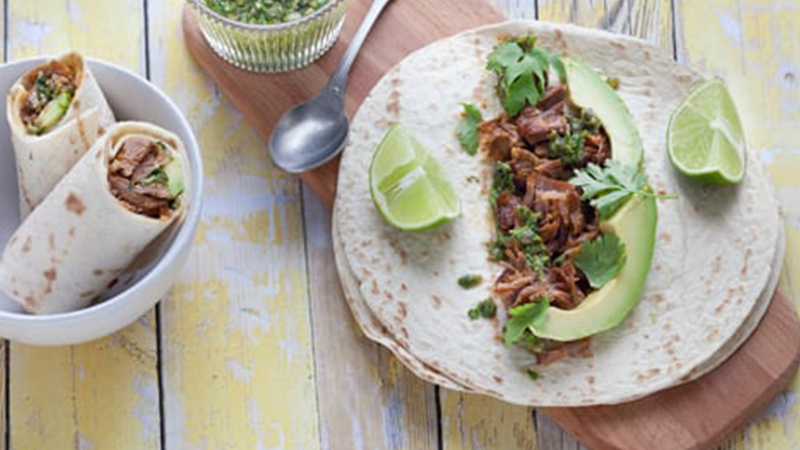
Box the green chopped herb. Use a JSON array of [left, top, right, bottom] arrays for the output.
[[205, 0, 331, 25], [142, 169, 169, 186], [468, 299, 497, 320], [527, 369, 540, 380], [489, 161, 514, 207], [458, 274, 484, 289], [606, 77, 621, 90], [574, 234, 626, 289], [466, 175, 481, 184], [504, 298, 550, 347], [486, 37, 565, 117], [548, 130, 585, 166], [570, 160, 676, 219], [456, 103, 483, 155]]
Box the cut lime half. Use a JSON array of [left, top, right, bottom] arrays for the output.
[[667, 78, 746, 185], [369, 124, 461, 230]]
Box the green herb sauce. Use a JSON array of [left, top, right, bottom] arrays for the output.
[[467, 299, 497, 320], [458, 274, 484, 289], [205, 0, 331, 25]]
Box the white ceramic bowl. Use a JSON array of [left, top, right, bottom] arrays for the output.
[[0, 57, 203, 345]]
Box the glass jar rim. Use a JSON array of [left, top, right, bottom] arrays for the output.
[[188, 0, 346, 31]]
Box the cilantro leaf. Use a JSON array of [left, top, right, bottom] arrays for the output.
[[487, 42, 524, 72], [468, 299, 497, 320], [486, 37, 564, 117], [503, 72, 541, 117], [489, 161, 514, 207], [456, 103, 483, 155], [574, 234, 627, 289], [570, 160, 675, 219], [504, 299, 550, 347]]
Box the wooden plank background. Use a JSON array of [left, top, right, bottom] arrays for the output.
[[2, 1, 799, 449]]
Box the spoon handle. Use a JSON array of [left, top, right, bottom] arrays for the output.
[[328, 0, 394, 97]]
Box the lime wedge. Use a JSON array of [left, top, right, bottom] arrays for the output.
[[667, 78, 746, 185], [369, 124, 460, 230]]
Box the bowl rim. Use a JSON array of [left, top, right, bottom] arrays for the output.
[[187, 0, 347, 32], [0, 56, 204, 324]]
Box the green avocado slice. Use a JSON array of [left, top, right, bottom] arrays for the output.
[[162, 157, 184, 198], [31, 91, 72, 135], [528, 58, 657, 341]]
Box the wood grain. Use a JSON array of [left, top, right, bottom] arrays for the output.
[[675, 1, 800, 449], [185, 0, 800, 449], [303, 192, 440, 450], [151, 1, 322, 449], [6, 2, 161, 450]]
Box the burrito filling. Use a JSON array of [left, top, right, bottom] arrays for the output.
[[108, 136, 184, 219], [21, 61, 77, 136], [458, 36, 654, 366]]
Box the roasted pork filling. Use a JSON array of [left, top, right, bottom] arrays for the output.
[[483, 85, 612, 364], [108, 136, 183, 219], [21, 61, 77, 135]]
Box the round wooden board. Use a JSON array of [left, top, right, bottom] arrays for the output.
[[182, 2, 800, 449]]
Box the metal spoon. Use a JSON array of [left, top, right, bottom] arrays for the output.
[[269, 0, 394, 173]]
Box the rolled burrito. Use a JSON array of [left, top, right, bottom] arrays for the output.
[[7, 52, 115, 217], [0, 121, 188, 314]]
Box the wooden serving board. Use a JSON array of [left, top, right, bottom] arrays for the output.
[[183, 2, 800, 450]]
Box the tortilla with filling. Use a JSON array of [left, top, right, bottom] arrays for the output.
[[0, 122, 188, 314], [332, 21, 781, 406], [7, 52, 115, 217]]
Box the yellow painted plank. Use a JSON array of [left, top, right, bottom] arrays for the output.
[[147, 1, 320, 449], [675, 1, 800, 449], [6, 2, 160, 450], [441, 389, 536, 450], [303, 194, 439, 450]]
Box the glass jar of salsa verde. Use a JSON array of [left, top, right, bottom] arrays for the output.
[[188, 0, 349, 72]]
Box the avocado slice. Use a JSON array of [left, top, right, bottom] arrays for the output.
[[32, 91, 72, 135], [528, 58, 657, 341], [563, 58, 644, 169], [162, 158, 184, 198]]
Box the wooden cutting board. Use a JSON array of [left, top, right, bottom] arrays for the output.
[[182, 2, 800, 449]]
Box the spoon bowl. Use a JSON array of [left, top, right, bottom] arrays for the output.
[[269, 90, 349, 173]]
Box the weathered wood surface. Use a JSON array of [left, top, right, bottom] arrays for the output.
[[4, 1, 800, 450]]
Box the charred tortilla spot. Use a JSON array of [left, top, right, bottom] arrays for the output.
[[586, 376, 595, 385], [386, 90, 401, 116], [431, 295, 442, 309], [28, 151, 33, 161], [98, 126, 106, 136], [741, 248, 752, 276], [371, 280, 379, 295], [21, 236, 33, 254], [492, 375, 503, 384], [69, 227, 75, 238], [72, 99, 80, 109], [93, 269, 104, 276], [48, 234, 55, 251], [659, 232, 671, 243], [401, 283, 408, 292], [65, 192, 86, 215], [398, 302, 408, 318], [107, 278, 119, 289], [24, 295, 36, 308]]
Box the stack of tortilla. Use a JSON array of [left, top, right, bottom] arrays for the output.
[[331, 22, 783, 406]]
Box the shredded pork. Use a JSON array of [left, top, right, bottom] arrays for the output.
[[482, 85, 611, 365], [108, 137, 176, 219]]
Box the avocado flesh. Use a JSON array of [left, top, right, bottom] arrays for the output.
[[563, 58, 643, 169], [32, 91, 72, 135], [528, 58, 657, 341], [162, 158, 184, 198], [531, 195, 657, 340]]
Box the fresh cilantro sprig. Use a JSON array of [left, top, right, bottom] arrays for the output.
[[486, 37, 565, 117], [570, 160, 676, 219], [456, 103, 483, 155], [574, 234, 626, 289], [504, 298, 549, 346]]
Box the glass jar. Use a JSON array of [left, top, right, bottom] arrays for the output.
[[187, 0, 349, 73]]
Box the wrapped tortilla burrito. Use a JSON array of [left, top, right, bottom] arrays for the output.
[[0, 122, 188, 314], [7, 52, 115, 217]]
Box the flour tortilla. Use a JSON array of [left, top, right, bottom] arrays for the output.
[[7, 52, 115, 217], [0, 122, 188, 314], [334, 212, 785, 396], [333, 21, 782, 406]]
